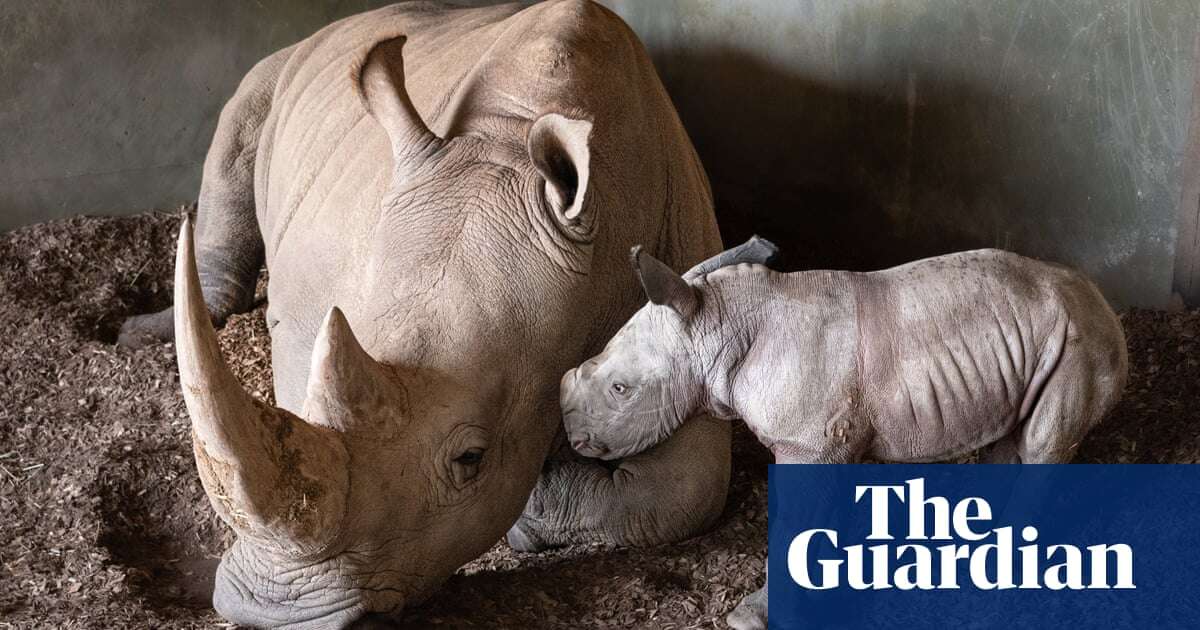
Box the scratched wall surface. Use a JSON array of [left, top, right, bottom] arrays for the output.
[[604, 0, 1200, 308], [2, 2, 1197, 307], [0, 0, 397, 231]]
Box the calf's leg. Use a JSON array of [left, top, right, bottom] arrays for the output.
[[726, 436, 866, 630], [725, 567, 767, 630], [1018, 333, 1126, 464]]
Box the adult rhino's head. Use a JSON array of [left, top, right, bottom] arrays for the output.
[[561, 237, 777, 459], [179, 31, 631, 628]]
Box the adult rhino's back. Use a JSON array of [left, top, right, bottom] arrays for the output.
[[256, 2, 714, 392], [257, 0, 684, 261]]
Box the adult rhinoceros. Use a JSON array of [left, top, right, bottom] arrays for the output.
[[117, 1, 730, 627]]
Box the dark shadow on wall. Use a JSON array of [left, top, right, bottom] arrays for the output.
[[655, 45, 1027, 275], [608, 0, 1200, 308]]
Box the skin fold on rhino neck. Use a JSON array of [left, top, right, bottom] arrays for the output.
[[693, 268, 860, 444]]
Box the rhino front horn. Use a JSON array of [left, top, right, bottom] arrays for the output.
[[174, 217, 349, 555]]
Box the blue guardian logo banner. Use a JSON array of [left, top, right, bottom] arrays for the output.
[[768, 465, 1200, 629]]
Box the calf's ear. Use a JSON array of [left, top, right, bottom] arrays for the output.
[[631, 246, 697, 319], [528, 113, 593, 238], [683, 235, 779, 280]]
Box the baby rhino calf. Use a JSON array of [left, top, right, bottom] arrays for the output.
[[559, 238, 1128, 630]]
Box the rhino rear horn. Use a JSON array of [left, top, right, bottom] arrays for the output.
[[302, 306, 407, 433], [174, 217, 348, 554], [357, 35, 442, 170]]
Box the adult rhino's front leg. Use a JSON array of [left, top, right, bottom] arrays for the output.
[[507, 414, 730, 550], [116, 45, 295, 348]]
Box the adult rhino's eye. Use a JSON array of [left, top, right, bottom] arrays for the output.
[[451, 448, 485, 486], [611, 382, 628, 395], [455, 449, 484, 466]]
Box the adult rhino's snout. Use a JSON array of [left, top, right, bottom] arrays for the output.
[[212, 536, 410, 630]]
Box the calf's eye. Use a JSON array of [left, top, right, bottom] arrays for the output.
[[611, 382, 628, 395]]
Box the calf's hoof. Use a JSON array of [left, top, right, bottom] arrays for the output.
[[505, 517, 551, 553], [726, 588, 767, 630]]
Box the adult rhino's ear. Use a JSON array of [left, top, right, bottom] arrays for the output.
[[528, 113, 593, 239], [631, 245, 697, 319]]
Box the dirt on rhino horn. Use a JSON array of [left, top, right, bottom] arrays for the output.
[[175, 217, 351, 557]]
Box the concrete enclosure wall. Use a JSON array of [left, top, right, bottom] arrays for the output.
[[3, 1, 1199, 308], [0, 0, 393, 230], [603, 0, 1200, 308]]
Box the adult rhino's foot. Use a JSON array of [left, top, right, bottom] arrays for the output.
[[726, 585, 767, 630], [507, 416, 731, 552], [504, 463, 568, 552], [116, 307, 176, 348]]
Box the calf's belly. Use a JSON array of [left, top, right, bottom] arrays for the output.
[[868, 373, 1027, 462]]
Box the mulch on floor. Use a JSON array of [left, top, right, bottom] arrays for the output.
[[0, 211, 1194, 628]]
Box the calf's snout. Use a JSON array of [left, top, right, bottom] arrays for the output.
[[560, 365, 614, 458]]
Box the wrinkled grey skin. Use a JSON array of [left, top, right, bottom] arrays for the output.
[[117, 2, 732, 627], [562, 243, 1129, 630]]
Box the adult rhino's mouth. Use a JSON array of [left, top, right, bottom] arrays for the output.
[[213, 541, 411, 630]]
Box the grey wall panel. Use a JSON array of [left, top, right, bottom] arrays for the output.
[[0, 0, 396, 231], [603, 1, 1200, 308], [3, 1, 1197, 307]]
